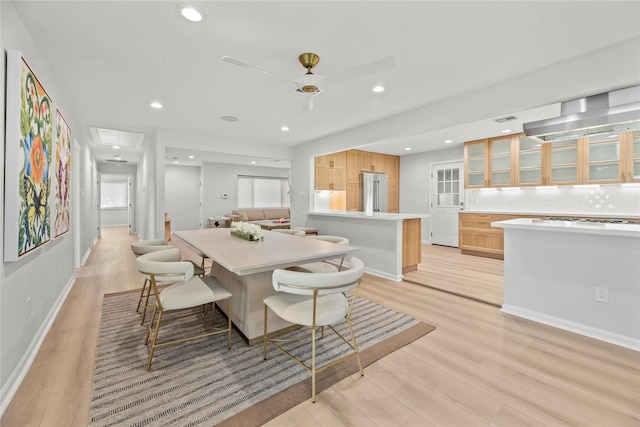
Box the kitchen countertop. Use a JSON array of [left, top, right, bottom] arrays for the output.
[[461, 210, 640, 219], [308, 210, 428, 220], [493, 218, 640, 238]]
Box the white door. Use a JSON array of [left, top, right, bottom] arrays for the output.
[[430, 161, 463, 247]]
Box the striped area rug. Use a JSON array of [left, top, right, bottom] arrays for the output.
[[89, 291, 435, 426]]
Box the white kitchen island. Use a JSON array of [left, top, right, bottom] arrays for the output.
[[306, 210, 428, 281], [494, 218, 640, 351]]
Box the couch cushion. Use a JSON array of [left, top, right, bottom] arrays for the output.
[[233, 210, 249, 222], [245, 209, 266, 221], [262, 208, 290, 219]]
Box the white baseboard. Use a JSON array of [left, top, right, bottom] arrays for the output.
[[501, 304, 640, 352], [81, 247, 92, 266], [364, 267, 402, 282], [0, 275, 76, 416]]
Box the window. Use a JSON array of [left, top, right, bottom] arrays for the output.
[[237, 176, 290, 208], [100, 181, 128, 208]]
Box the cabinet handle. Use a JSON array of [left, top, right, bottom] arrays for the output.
[[621, 172, 626, 182], [484, 180, 487, 186], [372, 165, 375, 171]]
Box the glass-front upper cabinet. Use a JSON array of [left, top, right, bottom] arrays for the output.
[[464, 139, 488, 188], [546, 137, 583, 185], [582, 133, 623, 184], [515, 135, 544, 186], [488, 136, 514, 187], [623, 130, 640, 183]]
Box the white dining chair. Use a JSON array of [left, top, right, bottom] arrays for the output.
[[137, 248, 232, 371], [263, 257, 365, 402], [293, 235, 349, 273]]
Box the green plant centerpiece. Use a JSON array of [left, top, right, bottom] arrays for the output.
[[230, 222, 264, 241]]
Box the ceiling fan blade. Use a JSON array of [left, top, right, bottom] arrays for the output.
[[301, 93, 315, 113], [323, 56, 396, 87], [221, 55, 293, 83]]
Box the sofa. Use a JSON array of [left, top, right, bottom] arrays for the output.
[[229, 208, 290, 224]]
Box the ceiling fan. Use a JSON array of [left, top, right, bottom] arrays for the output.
[[221, 53, 395, 112]]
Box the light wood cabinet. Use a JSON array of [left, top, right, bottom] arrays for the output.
[[315, 151, 346, 191], [402, 218, 421, 273], [315, 167, 346, 191], [385, 155, 399, 184], [583, 130, 639, 184], [346, 150, 361, 181], [388, 182, 399, 213], [515, 134, 545, 186], [623, 130, 640, 183], [360, 151, 386, 173], [458, 213, 510, 259], [488, 136, 515, 187], [459, 212, 542, 259], [316, 149, 399, 211], [464, 139, 489, 188]]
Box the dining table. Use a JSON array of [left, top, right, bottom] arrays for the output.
[[173, 228, 358, 344]]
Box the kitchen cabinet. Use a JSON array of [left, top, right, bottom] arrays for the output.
[[317, 149, 399, 211], [315, 151, 346, 169], [388, 183, 399, 213], [458, 212, 543, 259], [624, 130, 640, 183], [385, 155, 400, 184], [515, 135, 545, 186], [458, 213, 511, 259], [315, 152, 346, 191], [360, 151, 386, 173], [544, 137, 583, 185], [489, 136, 515, 187], [464, 139, 488, 188], [583, 130, 640, 184], [464, 136, 515, 188]]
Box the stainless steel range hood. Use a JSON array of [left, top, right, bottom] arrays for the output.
[[523, 85, 640, 142]]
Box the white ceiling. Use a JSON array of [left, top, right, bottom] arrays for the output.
[[9, 1, 640, 168]]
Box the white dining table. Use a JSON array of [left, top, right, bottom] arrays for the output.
[[174, 228, 358, 344]]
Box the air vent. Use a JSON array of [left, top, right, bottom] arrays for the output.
[[106, 159, 128, 163], [495, 115, 517, 123]]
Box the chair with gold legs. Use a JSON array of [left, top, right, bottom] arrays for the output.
[[137, 248, 232, 371], [263, 257, 365, 402], [292, 235, 349, 273], [131, 239, 174, 324]]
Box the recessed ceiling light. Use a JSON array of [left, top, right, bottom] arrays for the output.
[[281, 126, 290, 132], [250, 161, 256, 165], [150, 101, 163, 109], [444, 139, 453, 144], [177, 4, 205, 22], [404, 147, 412, 151], [113, 145, 120, 149], [188, 155, 195, 159], [114, 156, 121, 160], [221, 115, 238, 122], [173, 161, 179, 164], [501, 129, 511, 133], [372, 85, 385, 93]]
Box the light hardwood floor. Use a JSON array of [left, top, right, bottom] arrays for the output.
[[2, 226, 638, 426]]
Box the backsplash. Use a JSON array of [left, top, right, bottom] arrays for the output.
[[467, 184, 640, 217]]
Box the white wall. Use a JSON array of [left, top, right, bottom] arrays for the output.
[[202, 162, 290, 221], [0, 2, 96, 413], [165, 165, 202, 231]]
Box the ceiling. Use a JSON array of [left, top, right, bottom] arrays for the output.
[[9, 1, 640, 168]]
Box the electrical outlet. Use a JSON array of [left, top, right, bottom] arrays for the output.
[[26, 297, 31, 318], [594, 286, 609, 303]]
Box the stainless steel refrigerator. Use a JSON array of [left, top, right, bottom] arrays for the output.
[[360, 172, 388, 214]]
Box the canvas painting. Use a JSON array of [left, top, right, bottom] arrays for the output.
[[54, 110, 71, 237], [4, 50, 53, 261]]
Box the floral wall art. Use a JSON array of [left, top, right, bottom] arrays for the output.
[[4, 50, 54, 261], [54, 110, 71, 237]]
